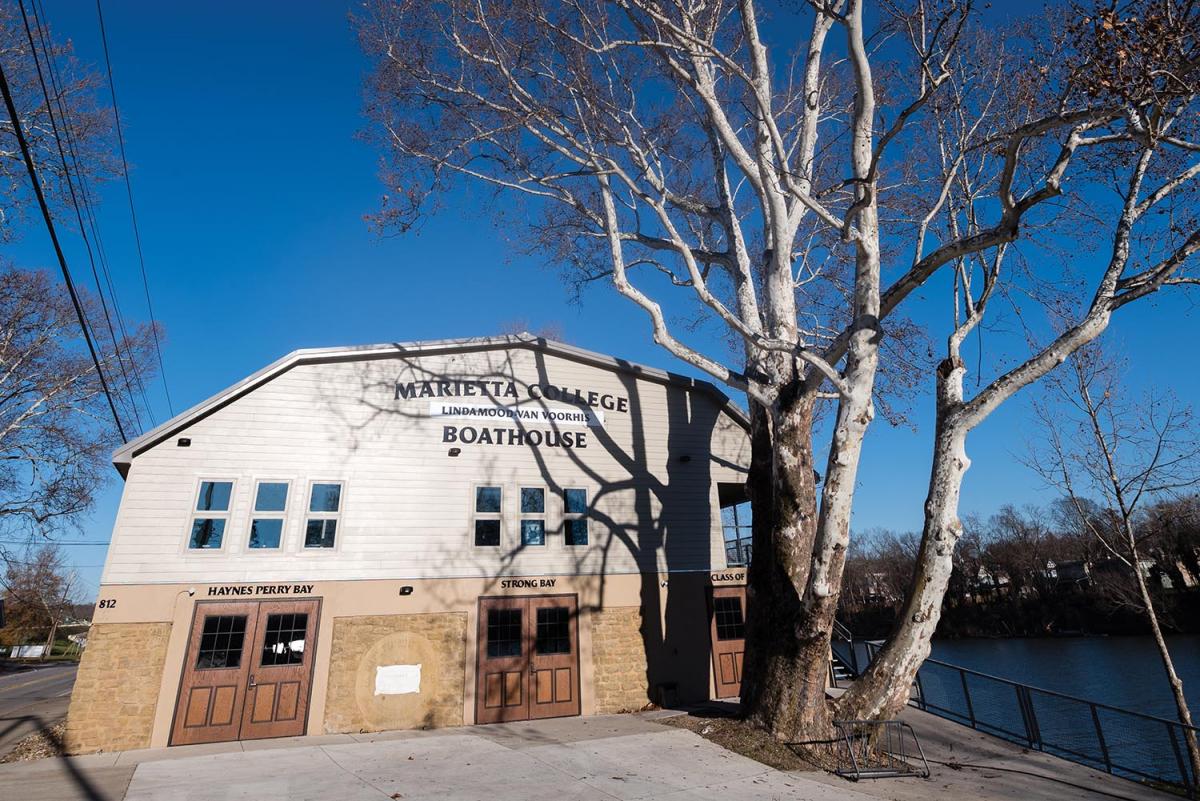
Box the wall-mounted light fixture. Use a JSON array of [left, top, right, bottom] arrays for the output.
[[177, 438, 192, 447], [448, 447, 461, 457]]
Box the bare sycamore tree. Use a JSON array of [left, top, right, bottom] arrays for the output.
[[0, 266, 157, 542], [1028, 345, 1200, 778], [837, 2, 1200, 723], [0, 3, 114, 239], [358, 0, 1199, 739]]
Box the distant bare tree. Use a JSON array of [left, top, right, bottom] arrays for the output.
[[359, 0, 1200, 738], [497, 318, 568, 342], [1030, 344, 1200, 779], [0, 543, 77, 657], [0, 266, 157, 543]]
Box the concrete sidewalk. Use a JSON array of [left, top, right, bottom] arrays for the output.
[[4, 714, 870, 801], [0, 711, 1179, 801]]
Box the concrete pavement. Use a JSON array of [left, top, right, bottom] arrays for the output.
[[0, 661, 77, 758], [0, 710, 1181, 801], [4, 714, 873, 801]]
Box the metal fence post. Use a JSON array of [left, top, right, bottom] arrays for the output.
[[1089, 704, 1112, 774], [960, 669, 976, 728], [1167, 722, 1193, 796], [1016, 685, 1041, 749]]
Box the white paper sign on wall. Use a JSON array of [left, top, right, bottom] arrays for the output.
[[375, 664, 421, 695]]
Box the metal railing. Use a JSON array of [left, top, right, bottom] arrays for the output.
[[855, 640, 1198, 796]]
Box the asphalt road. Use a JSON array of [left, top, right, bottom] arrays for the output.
[[0, 661, 78, 758]]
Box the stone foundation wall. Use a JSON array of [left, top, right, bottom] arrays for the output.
[[323, 613, 467, 734], [65, 622, 172, 754], [591, 606, 651, 713]]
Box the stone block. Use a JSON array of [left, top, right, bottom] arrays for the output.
[[323, 613, 467, 735]]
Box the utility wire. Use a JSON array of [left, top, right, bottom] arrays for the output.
[[0, 539, 111, 546], [30, 0, 153, 429], [95, 0, 174, 417], [25, 0, 155, 430], [0, 59, 128, 442], [17, 0, 147, 434]]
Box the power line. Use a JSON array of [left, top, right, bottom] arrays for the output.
[[0, 539, 110, 546], [0, 59, 128, 442], [95, 0, 174, 417], [17, 0, 149, 434], [25, 0, 156, 431]]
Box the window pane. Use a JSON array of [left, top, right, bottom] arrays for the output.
[[564, 489, 587, 515], [720, 507, 737, 527], [196, 481, 232, 512], [196, 615, 246, 669], [249, 519, 283, 549], [565, 519, 588, 546], [520, 487, 544, 514], [475, 519, 501, 546], [309, 483, 342, 512], [486, 608, 522, 658], [189, 518, 225, 549], [714, 596, 746, 641], [255, 482, 288, 512], [521, 519, 545, 546], [476, 486, 501, 513], [260, 613, 307, 666], [304, 518, 336, 548], [535, 607, 571, 655]]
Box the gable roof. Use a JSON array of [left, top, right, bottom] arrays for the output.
[[112, 333, 749, 477]]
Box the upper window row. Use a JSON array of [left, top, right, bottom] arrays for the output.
[[189, 480, 343, 551], [473, 486, 589, 547]]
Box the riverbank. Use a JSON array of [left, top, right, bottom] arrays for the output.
[[843, 589, 1200, 640]]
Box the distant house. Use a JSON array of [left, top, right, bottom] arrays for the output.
[[1052, 560, 1090, 587]]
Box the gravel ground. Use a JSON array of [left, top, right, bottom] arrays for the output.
[[659, 711, 830, 771], [0, 721, 66, 763]]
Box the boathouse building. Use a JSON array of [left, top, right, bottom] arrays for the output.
[[65, 335, 753, 752]]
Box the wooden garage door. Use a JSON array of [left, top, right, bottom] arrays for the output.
[[709, 586, 747, 699], [170, 599, 320, 746], [476, 594, 580, 724]]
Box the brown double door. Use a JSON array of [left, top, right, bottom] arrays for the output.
[[709, 586, 747, 699], [476, 594, 580, 724], [171, 599, 320, 746]]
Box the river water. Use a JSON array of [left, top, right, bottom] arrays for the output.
[[930, 635, 1200, 720]]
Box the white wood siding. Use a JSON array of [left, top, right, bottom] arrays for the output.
[[102, 346, 750, 585]]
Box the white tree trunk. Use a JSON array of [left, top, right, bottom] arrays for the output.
[[837, 357, 969, 719]]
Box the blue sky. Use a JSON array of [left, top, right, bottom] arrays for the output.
[[8, 1, 1197, 601]]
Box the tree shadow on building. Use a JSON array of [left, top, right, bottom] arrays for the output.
[[315, 335, 749, 712]]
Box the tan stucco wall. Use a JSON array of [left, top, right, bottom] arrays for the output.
[[65, 622, 172, 754], [590, 606, 651, 713], [323, 612, 467, 733]]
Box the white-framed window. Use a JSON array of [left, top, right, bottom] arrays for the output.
[[474, 485, 502, 546], [520, 487, 545, 546], [188, 480, 234, 550], [248, 480, 289, 550], [563, 488, 588, 546], [304, 481, 343, 549], [722, 501, 753, 567]]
